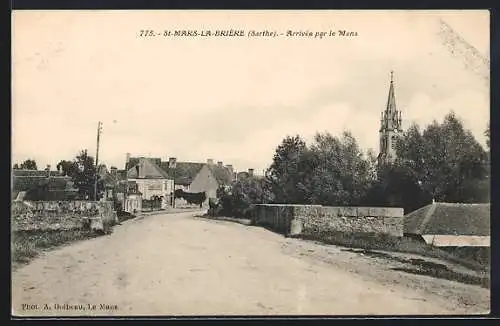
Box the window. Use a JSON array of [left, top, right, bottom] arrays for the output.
[[391, 135, 397, 150]]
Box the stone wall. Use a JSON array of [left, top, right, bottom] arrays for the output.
[[252, 204, 404, 237], [11, 200, 118, 232], [123, 195, 142, 214]]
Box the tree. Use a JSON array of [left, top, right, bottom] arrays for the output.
[[13, 163, 20, 169], [485, 122, 490, 150], [266, 135, 312, 204], [70, 150, 104, 200], [308, 131, 374, 206], [211, 176, 274, 218], [364, 161, 433, 214], [18, 159, 38, 170], [56, 160, 76, 176], [395, 112, 489, 203]]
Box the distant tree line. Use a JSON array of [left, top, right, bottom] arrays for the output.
[[13, 159, 38, 170], [213, 111, 490, 216], [13, 150, 105, 201]]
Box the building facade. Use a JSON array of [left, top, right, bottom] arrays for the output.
[[126, 157, 174, 209], [125, 155, 236, 207], [378, 71, 403, 165]]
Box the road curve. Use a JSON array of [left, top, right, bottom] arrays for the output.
[[12, 212, 488, 316]]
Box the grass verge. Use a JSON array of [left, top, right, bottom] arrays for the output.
[[11, 229, 103, 269], [343, 248, 490, 289], [295, 231, 489, 272], [294, 231, 490, 288]]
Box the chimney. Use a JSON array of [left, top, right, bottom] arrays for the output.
[[207, 158, 214, 165], [125, 152, 131, 169], [217, 161, 223, 167], [110, 166, 117, 177], [248, 168, 254, 177], [168, 157, 177, 168], [46, 164, 51, 177]]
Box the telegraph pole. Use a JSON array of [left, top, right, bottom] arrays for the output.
[[94, 121, 103, 201]]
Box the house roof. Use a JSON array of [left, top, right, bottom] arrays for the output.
[[100, 172, 118, 188], [125, 157, 234, 186], [237, 171, 249, 180], [12, 176, 76, 200], [127, 158, 170, 179], [207, 165, 233, 185], [116, 170, 128, 181], [405, 202, 490, 236], [127, 157, 161, 170], [12, 169, 62, 177], [159, 162, 205, 186]]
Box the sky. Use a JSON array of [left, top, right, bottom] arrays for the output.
[[12, 10, 490, 174]]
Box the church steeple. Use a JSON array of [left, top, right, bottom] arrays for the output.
[[386, 71, 396, 113], [378, 71, 403, 164]]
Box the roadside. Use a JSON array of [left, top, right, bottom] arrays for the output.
[[12, 207, 206, 271], [194, 214, 252, 226], [198, 214, 490, 291], [280, 238, 490, 313], [12, 211, 489, 316]]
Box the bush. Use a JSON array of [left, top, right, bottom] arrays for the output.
[[210, 178, 273, 218], [117, 210, 136, 223]]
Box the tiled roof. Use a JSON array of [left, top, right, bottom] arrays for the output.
[[126, 157, 234, 186], [127, 157, 161, 170], [405, 202, 490, 236], [127, 158, 170, 179], [12, 176, 76, 200], [12, 175, 73, 191], [207, 165, 233, 185], [159, 162, 205, 186], [12, 169, 62, 177], [116, 170, 128, 181], [237, 171, 250, 180]]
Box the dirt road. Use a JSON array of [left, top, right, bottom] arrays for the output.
[[11, 212, 489, 316]]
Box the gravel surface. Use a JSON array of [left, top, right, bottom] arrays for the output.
[[12, 212, 490, 316]]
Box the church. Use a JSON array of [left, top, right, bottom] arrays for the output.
[[378, 71, 404, 165]]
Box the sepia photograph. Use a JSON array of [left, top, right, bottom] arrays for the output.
[[11, 10, 490, 317]]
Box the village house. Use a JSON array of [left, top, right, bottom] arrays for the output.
[[159, 158, 235, 207], [236, 168, 256, 181], [126, 155, 237, 207], [12, 168, 78, 201], [404, 202, 490, 264], [126, 157, 174, 209], [187, 159, 234, 204]]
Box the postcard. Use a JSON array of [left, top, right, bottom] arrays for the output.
[[11, 10, 490, 317]]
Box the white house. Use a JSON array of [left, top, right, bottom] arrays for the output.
[[126, 158, 174, 209]]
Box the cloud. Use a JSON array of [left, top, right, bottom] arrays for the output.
[[12, 11, 489, 173]]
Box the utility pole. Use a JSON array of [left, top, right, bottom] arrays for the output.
[[94, 121, 103, 201], [170, 160, 177, 208]]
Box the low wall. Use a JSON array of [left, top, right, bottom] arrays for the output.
[[123, 196, 142, 214], [11, 200, 118, 232], [252, 204, 404, 237]]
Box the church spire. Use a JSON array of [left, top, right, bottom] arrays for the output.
[[378, 71, 403, 165], [386, 70, 397, 114]]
